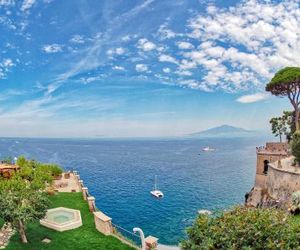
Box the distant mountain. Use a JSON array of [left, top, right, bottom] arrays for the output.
[[188, 125, 257, 138]]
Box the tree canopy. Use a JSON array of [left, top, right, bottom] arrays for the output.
[[270, 117, 288, 142], [0, 176, 50, 243], [181, 206, 300, 250], [266, 67, 300, 96], [0, 157, 63, 243], [266, 67, 300, 130], [269, 111, 293, 142]]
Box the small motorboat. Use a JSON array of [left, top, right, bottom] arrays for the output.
[[202, 147, 215, 152], [151, 175, 164, 198]]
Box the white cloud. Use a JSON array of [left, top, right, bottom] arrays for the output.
[[106, 49, 114, 56], [42, 44, 63, 53], [31, 0, 157, 96], [79, 76, 106, 85], [137, 38, 156, 51], [158, 54, 178, 65], [122, 35, 131, 42], [16, 0, 300, 97], [136, 64, 148, 72], [157, 24, 177, 40], [115, 47, 125, 55], [117, 0, 155, 22], [163, 67, 171, 73], [0, 58, 14, 79], [171, 0, 300, 92], [20, 0, 35, 11], [107, 47, 125, 56], [179, 79, 212, 92], [176, 70, 192, 76], [1, 58, 14, 67], [112, 66, 125, 71], [236, 93, 270, 104], [182, 51, 205, 63], [0, 0, 14, 6], [0, 89, 26, 102], [177, 41, 194, 50], [70, 35, 85, 44], [178, 59, 197, 70]]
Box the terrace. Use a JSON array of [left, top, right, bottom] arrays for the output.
[[5, 192, 134, 250], [53, 172, 81, 192], [256, 142, 290, 156]]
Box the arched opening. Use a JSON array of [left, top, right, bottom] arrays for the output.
[[263, 160, 269, 175]]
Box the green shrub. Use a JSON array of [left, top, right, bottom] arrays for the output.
[[291, 131, 300, 165], [16, 156, 26, 168], [181, 206, 300, 250], [16, 157, 63, 184], [49, 164, 63, 176]]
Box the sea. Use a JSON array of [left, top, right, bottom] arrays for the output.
[[0, 136, 270, 245]]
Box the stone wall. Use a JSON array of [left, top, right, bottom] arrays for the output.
[[256, 153, 281, 176], [247, 157, 300, 208], [93, 211, 113, 236], [266, 164, 300, 201], [255, 153, 284, 189], [254, 174, 267, 189], [246, 142, 291, 207], [265, 142, 289, 152], [254, 142, 289, 189]]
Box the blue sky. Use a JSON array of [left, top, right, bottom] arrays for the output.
[[0, 0, 297, 137]]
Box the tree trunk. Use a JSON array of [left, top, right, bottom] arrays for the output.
[[18, 220, 28, 243], [296, 108, 300, 131], [279, 133, 282, 142]]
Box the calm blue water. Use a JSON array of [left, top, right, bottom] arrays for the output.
[[0, 137, 269, 245]]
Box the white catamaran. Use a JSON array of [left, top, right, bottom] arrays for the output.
[[151, 175, 164, 198]]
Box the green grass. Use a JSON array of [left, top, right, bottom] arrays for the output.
[[6, 192, 135, 250], [0, 218, 4, 228], [292, 213, 300, 225]]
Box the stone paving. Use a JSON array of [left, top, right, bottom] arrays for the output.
[[53, 172, 81, 192], [0, 223, 15, 249]]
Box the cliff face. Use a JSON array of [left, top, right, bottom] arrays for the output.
[[245, 187, 289, 209]]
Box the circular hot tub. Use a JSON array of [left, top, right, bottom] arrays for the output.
[[40, 207, 82, 232]]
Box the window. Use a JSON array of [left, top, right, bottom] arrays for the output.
[[263, 160, 269, 175]]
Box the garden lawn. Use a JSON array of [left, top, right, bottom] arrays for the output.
[[6, 192, 134, 250]]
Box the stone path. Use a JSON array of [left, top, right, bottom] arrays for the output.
[[0, 223, 15, 249]]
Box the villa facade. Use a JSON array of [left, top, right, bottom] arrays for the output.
[[245, 142, 300, 208], [0, 164, 19, 178], [254, 142, 289, 189]]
